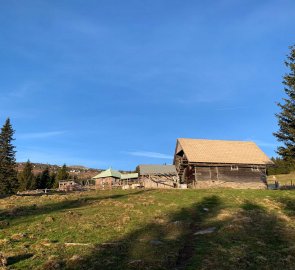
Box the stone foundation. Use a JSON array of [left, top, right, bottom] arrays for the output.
[[140, 176, 176, 189], [190, 180, 266, 189]]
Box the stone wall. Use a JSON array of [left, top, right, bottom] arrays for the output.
[[190, 180, 266, 189], [95, 177, 114, 190], [140, 176, 176, 189]]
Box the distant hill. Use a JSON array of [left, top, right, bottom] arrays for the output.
[[16, 162, 135, 180], [16, 162, 102, 180], [68, 165, 89, 169]]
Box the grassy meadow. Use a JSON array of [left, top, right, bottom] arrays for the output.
[[1, 189, 295, 269], [268, 172, 295, 185]]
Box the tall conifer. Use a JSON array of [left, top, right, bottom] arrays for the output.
[[57, 164, 69, 181], [0, 118, 18, 194], [274, 45, 295, 161], [39, 167, 51, 189], [18, 160, 35, 191]]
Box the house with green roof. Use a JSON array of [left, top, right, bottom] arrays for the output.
[[92, 168, 138, 189]]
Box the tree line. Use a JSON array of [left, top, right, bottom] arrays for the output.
[[18, 162, 71, 191], [267, 157, 295, 175], [0, 118, 72, 194]]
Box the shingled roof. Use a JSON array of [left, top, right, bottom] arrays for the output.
[[138, 164, 177, 175], [175, 138, 273, 165]]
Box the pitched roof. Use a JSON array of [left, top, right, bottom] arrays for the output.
[[93, 169, 139, 180], [176, 138, 273, 165], [92, 168, 121, 179], [121, 173, 138, 180], [138, 164, 177, 175]]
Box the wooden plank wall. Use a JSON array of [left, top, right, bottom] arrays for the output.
[[184, 165, 267, 189]]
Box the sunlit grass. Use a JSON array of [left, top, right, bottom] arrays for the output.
[[268, 171, 295, 185], [1, 189, 295, 269]]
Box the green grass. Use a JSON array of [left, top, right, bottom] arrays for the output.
[[268, 172, 295, 185], [1, 189, 295, 269]]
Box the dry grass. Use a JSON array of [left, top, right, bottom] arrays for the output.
[[268, 172, 295, 185], [1, 189, 295, 269]]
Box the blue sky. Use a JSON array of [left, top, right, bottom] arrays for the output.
[[0, 0, 295, 170]]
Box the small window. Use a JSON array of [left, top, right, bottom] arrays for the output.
[[231, 165, 239, 171], [252, 166, 260, 172]]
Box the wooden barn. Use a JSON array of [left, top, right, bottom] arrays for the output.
[[137, 164, 179, 189], [174, 138, 273, 189]]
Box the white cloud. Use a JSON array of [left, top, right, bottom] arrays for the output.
[[18, 131, 66, 139], [254, 140, 279, 148], [245, 138, 279, 148], [127, 151, 173, 159]]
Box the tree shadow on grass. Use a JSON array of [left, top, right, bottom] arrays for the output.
[[46, 197, 295, 270], [6, 193, 295, 270], [43, 195, 224, 270], [0, 190, 152, 227], [275, 196, 295, 217], [187, 200, 295, 270], [7, 253, 34, 266]]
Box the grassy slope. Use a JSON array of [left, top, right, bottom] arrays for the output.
[[268, 172, 295, 185], [1, 189, 295, 269]]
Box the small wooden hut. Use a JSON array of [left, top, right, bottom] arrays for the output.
[[93, 169, 139, 189], [137, 164, 179, 189], [174, 138, 274, 189], [58, 180, 82, 191]]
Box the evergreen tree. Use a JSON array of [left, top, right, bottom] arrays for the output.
[[0, 118, 18, 194], [34, 174, 42, 189], [18, 160, 35, 191], [267, 157, 295, 175], [274, 45, 295, 161], [50, 172, 58, 188], [39, 167, 51, 189], [57, 164, 69, 181]]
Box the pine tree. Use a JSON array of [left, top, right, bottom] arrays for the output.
[[57, 164, 69, 181], [34, 174, 42, 189], [50, 172, 58, 188], [274, 45, 295, 161], [39, 167, 51, 189], [18, 160, 35, 191], [0, 118, 18, 194]]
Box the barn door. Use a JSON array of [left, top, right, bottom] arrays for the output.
[[210, 167, 219, 181]]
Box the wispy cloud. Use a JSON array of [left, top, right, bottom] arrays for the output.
[[245, 138, 279, 148], [173, 90, 233, 105], [9, 82, 37, 98], [18, 131, 66, 139], [174, 96, 216, 104], [254, 140, 279, 148], [126, 151, 173, 159], [216, 106, 248, 111]]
